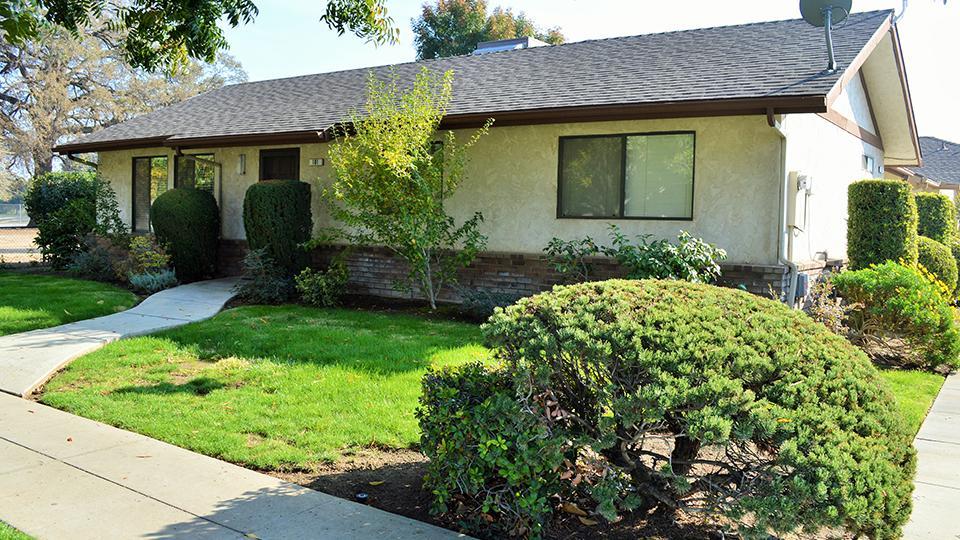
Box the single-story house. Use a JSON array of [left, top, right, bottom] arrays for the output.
[[886, 136, 960, 200], [54, 9, 920, 302]]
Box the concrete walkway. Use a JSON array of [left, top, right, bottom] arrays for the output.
[[0, 393, 461, 539], [903, 373, 960, 539], [0, 278, 239, 398]]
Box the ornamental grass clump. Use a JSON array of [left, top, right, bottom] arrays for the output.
[[480, 279, 915, 539]]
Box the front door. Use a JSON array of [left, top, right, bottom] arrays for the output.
[[259, 148, 300, 181]]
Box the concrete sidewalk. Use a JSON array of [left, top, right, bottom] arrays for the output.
[[903, 373, 960, 539], [0, 278, 239, 397], [0, 393, 461, 539]]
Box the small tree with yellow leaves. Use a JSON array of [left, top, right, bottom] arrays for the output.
[[327, 67, 491, 309]]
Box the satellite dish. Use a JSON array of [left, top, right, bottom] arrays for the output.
[[799, 0, 851, 72], [800, 0, 852, 27]]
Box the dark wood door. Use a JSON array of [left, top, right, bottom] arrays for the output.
[[259, 148, 300, 181]]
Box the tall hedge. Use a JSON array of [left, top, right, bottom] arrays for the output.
[[915, 192, 957, 244], [847, 180, 918, 270], [242, 180, 312, 276], [151, 188, 220, 282], [917, 235, 958, 292]]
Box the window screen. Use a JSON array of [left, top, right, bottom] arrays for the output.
[[558, 132, 694, 219], [132, 156, 168, 232], [175, 154, 215, 192]]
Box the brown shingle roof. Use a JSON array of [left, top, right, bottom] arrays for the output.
[[56, 9, 893, 152]]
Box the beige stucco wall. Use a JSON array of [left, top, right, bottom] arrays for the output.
[[780, 113, 884, 264], [96, 115, 785, 264]]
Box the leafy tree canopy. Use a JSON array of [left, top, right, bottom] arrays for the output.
[[0, 0, 397, 71], [413, 0, 564, 60]]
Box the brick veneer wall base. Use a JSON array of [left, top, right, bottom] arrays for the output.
[[218, 240, 840, 303]]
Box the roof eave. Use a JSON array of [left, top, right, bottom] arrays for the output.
[[55, 95, 828, 154]]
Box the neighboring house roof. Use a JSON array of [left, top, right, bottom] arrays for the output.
[[907, 137, 960, 185], [57, 10, 897, 153]]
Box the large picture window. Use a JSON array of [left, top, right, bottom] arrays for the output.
[[558, 132, 695, 220], [132, 156, 169, 232], [175, 154, 215, 192]]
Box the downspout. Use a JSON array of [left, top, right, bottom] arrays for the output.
[[767, 109, 799, 306]]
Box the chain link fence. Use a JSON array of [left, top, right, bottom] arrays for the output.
[[0, 204, 42, 265]]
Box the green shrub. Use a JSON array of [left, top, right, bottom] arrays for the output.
[[952, 238, 960, 291], [543, 236, 601, 282], [233, 248, 295, 304], [295, 260, 349, 307], [115, 235, 171, 281], [24, 172, 126, 268], [242, 180, 312, 276], [917, 235, 958, 292], [67, 236, 121, 282], [128, 269, 178, 294], [417, 362, 566, 539], [833, 262, 960, 370], [455, 287, 524, 322], [482, 280, 916, 539], [604, 226, 727, 283], [150, 188, 220, 282], [847, 180, 918, 270], [915, 192, 957, 244]]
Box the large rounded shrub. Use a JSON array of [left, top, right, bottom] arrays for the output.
[[915, 192, 957, 244], [917, 235, 958, 292], [481, 280, 915, 539], [242, 180, 312, 276], [847, 179, 918, 269], [151, 188, 220, 282], [833, 261, 960, 370]]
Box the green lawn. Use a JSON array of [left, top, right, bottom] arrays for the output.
[[0, 272, 137, 336], [41, 306, 488, 469], [40, 303, 943, 472], [0, 522, 31, 540], [879, 369, 945, 434]]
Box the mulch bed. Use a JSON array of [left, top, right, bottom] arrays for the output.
[[269, 447, 723, 540]]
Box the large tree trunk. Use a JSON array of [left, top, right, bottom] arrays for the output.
[[33, 151, 54, 175]]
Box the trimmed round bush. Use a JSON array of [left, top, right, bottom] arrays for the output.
[[917, 235, 958, 292], [833, 261, 960, 370], [915, 192, 957, 244], [151, 188, 220, 282], [242, 180, 312, 276], [482, 280, 916, 539], [847, 179, 918, 270]]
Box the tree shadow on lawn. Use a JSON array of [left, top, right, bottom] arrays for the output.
[[145, 305, 488, 378], [113, 376, 226, 397]]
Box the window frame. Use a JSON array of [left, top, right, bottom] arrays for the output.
[[131, 155, 169, 233], [556, 130, 696, 221], [174, 153, 216, 192]]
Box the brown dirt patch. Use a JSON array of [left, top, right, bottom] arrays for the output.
[[268, 447, 727, 540]]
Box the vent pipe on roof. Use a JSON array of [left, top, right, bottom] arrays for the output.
[[473, 37, 548, 55]]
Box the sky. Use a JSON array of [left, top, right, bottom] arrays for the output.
[[221, 0, 960, 143]]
